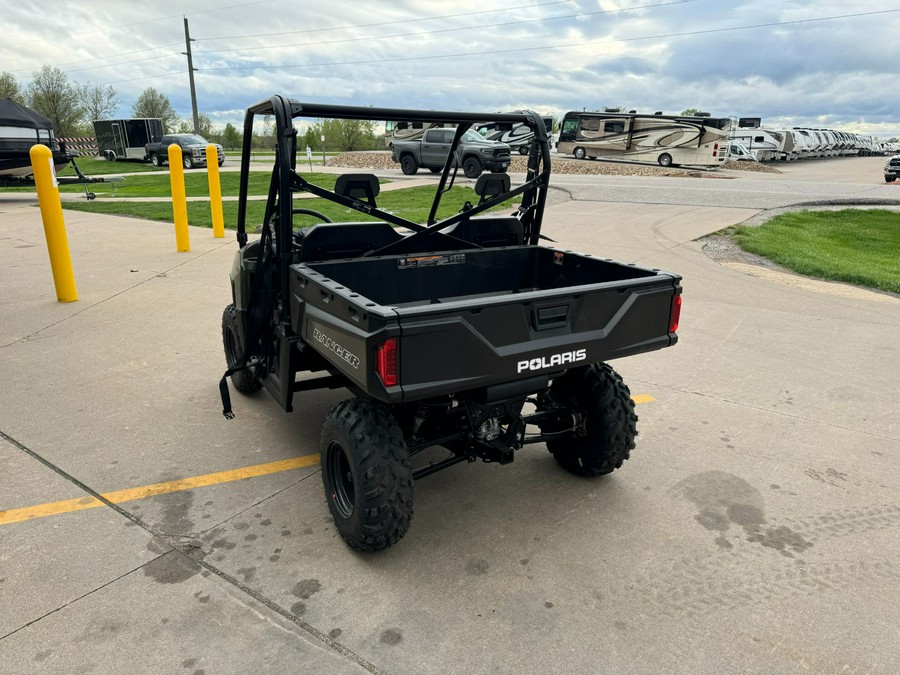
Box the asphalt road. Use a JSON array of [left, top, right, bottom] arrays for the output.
[[0, 157, 897, 673]]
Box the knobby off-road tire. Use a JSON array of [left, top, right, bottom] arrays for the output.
[[321, 398, 414, 552], [545, 363, 638, 477], [221, 304, 262, 394]]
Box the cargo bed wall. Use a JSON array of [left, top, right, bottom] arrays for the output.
[[301, 246, 660, 307]]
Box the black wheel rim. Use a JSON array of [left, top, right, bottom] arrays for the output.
[[326, 441, 355, 519], [224, 326, 239, 367]]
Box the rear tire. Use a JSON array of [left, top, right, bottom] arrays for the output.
[[518, 145, 529, 155], [321, 398, 414, 552], [222, 304, 262, 394], [543, 363, 637, 477], [658, 153, 673, 167], [400, 155, 418, 175], [573, 147, 586, 160]]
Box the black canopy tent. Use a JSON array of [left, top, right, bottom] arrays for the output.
[[0, 98, 68, 177]]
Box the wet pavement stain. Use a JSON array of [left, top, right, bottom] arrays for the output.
[[33, 650, 52, 662], [380, 628, 403, 645], [465, 558, 490, 575], [236, 567, 257, 583], [329, 628, 343, 639], [290, 602, 306, 615], [673, 471, 812, 558], [143, 553, 200, 584], [293, 579, 321, 599]]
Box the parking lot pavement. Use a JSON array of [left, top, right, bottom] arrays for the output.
[[1, 173, 898, 674]]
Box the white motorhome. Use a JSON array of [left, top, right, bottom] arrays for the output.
[[557, 110, 731, 167], [475, 115, 553, 155]]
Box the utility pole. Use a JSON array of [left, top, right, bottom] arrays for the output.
[[183, 17, 200, 135]]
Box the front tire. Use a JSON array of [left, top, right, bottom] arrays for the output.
[[463, 157, 483, 178], [400, 154, 418, 175], [183, 154, 194, 169], [321, 398, 414, 552], [573, 147, 587, 160], [885, 175, 896, 182], [150, 153, 161, 167], [518, 145, 529, 155], [658, 153, 673, 167], [543, 363, 637, 477], [221, 304, 262, 394]]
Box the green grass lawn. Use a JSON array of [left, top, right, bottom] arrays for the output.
[[61, 185, 517, 230], [55, 171, 346, 198], [734, 209, 900, 293], [58, 156, 163, 176]]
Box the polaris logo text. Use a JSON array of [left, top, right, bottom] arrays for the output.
[[312, 328, 360, 370], [517, 349, 587, 373]]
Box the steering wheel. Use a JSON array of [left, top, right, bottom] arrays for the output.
[[292, 208, 332, 224]]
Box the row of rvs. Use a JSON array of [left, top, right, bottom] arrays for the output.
[[730, 118, 896, 162]]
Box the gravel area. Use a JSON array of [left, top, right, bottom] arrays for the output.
[[326, 151, 781, 177]]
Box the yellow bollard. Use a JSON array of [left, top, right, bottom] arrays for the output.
[[168, 143, 190, 252], [30, 144, 78, 302], [206, 144, 225, 238]]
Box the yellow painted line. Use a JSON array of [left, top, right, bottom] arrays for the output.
[[0, 454, 320, 526], [1, 394, 655, 527]]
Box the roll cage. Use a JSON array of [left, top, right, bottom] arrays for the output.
[[236, 96, 552, 290]]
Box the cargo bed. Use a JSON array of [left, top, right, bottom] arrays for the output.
[[292, 245, 680, 402]]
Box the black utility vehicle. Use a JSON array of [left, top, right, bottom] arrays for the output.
[[220, 96, 683, 551]]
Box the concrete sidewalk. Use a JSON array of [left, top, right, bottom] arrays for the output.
[[1, 188, 898, 673]]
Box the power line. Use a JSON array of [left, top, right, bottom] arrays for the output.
[[197, 9, 900, 73], [193, 0, 573, 42], [194, 0, 698, 56], [9, 43, 182, 75], [2, 0, 274, 67]]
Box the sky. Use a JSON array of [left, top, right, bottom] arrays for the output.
[[3, 0, 900, 137]]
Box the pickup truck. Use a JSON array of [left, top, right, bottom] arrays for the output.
[[219, 97, 682, 552], [145, 133, 224, 169], [884, 154, 900, 182], [391, 127, 511, 178]]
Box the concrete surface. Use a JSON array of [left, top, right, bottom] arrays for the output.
[[1, 159, 898, 674]]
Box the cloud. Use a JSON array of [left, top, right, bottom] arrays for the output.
[[2, 0, 899, 136]]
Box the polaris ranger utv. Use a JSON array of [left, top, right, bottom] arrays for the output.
[[220, 96, 683, 551]]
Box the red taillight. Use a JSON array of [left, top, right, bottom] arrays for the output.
[[376, 338, 398, 387], [669, 294, 682, 333], [713, 142, 719, 157]]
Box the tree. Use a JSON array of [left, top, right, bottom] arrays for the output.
[[680, 108, 700, 116], [0, 71, 22, 102], [222, 122, 240, 150], [310, 118, 376, 152], [77, 83, 120, 123], [132, 87, 178, 132], [26, 66, 83, 136]]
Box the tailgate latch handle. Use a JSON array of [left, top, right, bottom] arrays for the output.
[[533, 304, 569, 331]]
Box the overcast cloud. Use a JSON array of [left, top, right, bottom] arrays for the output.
[[3, 0, 899, 136]]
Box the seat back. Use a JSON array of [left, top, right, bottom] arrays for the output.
[[297, 222, 403, 262], [334, 174, 380, 205]]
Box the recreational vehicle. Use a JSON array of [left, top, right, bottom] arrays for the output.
[[383, 121, 450, 149], [475, 115, 554, 155], [557, 111, 730, 167], [93, 118, 163, 161]]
